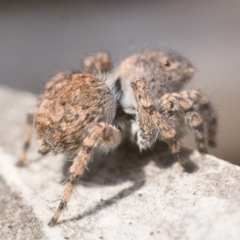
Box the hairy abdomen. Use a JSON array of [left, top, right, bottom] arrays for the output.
[[35, 73, 116, 154]]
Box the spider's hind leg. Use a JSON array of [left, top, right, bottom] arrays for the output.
[[18, 107, 35, 166], [48, 122, 121, 226]]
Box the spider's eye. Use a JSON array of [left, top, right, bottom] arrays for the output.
[[164, 60, 171, 67]]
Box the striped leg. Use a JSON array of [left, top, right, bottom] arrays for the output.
[[181, 90, 218, 148], [48, 122, 121, 226], [131, 79, 187, 169], [18, 108, 35, 166], [159, 93, 207, 153]]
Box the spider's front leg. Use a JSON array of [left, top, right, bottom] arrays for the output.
[[159, 92, 207, 153], [181, 90, 217, 148], [48, 122, 121, 226], [131, 79, 187, 169]]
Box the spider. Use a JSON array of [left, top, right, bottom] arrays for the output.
[[18, 50, 217, 226]]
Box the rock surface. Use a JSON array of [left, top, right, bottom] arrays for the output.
[[0, 85, 240, 240]]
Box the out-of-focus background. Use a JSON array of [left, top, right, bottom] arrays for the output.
[[0, 0, 239, 164]]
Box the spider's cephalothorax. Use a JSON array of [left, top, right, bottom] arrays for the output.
[[113, 50, 195, 114], [112, 50, 217, 151], [18, 50, 217, 226]]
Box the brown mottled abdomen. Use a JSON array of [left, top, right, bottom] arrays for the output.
[[35, 73, 116, 154]]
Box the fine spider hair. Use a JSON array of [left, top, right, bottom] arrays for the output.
[[18, 50, 217, 226], [112, 50, 217, 154]]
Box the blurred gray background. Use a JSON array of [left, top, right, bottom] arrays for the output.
[[0, 0, 239, 164]]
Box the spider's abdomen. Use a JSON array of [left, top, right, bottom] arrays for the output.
[[35, 73, 116, 154]]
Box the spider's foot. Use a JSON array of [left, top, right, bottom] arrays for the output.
[[208, 140, 217, 148], [38, 149, 50, 156], [177, 155, 196, 173], [197, 142, 208, 154], [198, 147, 208, 154], [48, 218, 57, 227], [16, 157, 25, 167], [183, 161, 197, 173]]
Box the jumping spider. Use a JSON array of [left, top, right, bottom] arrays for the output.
[[18, 50, 217, 226]]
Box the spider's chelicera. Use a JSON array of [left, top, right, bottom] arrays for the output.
[[18, 50, 217, 226]]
